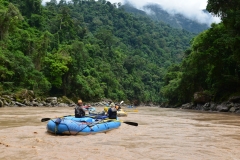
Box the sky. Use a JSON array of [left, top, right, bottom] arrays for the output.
[[42, 0, 221, 26]]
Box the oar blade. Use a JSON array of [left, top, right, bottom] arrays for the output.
[[41, 118, 51, 122], [123, 121, 138, 126], [125, 110, 138, 112]]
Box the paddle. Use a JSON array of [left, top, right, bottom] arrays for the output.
[[94, 119, 138, 126], [124, 109, 138, 112], [97, 119, 138, 126], [122, 121, 138, 126], [41, 118, 51, 122]]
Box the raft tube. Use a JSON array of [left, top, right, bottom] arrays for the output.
[[46, 117, 121, 135]]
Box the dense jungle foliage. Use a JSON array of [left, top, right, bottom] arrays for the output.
[[0, 0, 195, 103], [162, 0, 240, 104]]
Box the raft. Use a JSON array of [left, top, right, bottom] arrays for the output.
[[117, 109, 128, 117], [46, 116, 121, 135], [104, 107, 128, 117]]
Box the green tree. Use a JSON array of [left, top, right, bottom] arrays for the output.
[[0, 3, 23, 41], [43, 47, 72, 90]]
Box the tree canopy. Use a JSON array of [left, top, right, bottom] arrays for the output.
[[162, 0, 240, 104], [0, 0, 195, 103]]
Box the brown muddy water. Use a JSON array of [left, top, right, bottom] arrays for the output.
[[1, 107, 240, 160]]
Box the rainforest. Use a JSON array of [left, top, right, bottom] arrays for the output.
[[0, 0, 239, 105]]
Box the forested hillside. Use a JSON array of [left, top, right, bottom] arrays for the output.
[[162, 0, 240, 105], [122, 3, 210, 34], [0, 0, 195, 104]]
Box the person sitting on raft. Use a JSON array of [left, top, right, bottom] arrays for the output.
[[107, 102, 117, 119], [75, 99, 85, 118], [115, 104, 121, 111]]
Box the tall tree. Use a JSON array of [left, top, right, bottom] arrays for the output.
[[207, 0, 240, 62], [0, 3, 23, 41]]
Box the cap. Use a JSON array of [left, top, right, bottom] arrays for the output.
[[78, 100, 82, 103], [110, 103, 115, 107]]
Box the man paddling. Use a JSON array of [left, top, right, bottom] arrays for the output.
[[75, 99, 85, 118], [107, 102, 117, 119]]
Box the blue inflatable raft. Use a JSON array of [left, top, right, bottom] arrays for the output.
[[46, 116, 121, 135]]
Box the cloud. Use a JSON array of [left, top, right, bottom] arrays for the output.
[[110, 0, 221, 26], [42, 0, 221, 26]]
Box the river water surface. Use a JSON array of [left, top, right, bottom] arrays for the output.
[[1, 107, 240, 160]]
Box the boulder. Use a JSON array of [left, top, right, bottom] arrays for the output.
[[216, 104, 229, 112], [194, 92, 211, 104], [229, 107, 236, 112], [229, 96, 240, 103], [202, 102, 211, 111], [0, 100, 3, 107], [58, 103, 69, 107], [181, 103, 194, 109]]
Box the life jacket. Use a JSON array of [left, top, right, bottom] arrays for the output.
[[104, 106, 109, 113], [108, 107, 117, 119], [75, 105, 85, 118]]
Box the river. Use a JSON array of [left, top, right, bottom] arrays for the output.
[[0, 106, 240, 160]]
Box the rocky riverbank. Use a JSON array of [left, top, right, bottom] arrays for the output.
[[1, 90, 240, 114], [160, 92, 240, 113], [0, 90, 110, 108]]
